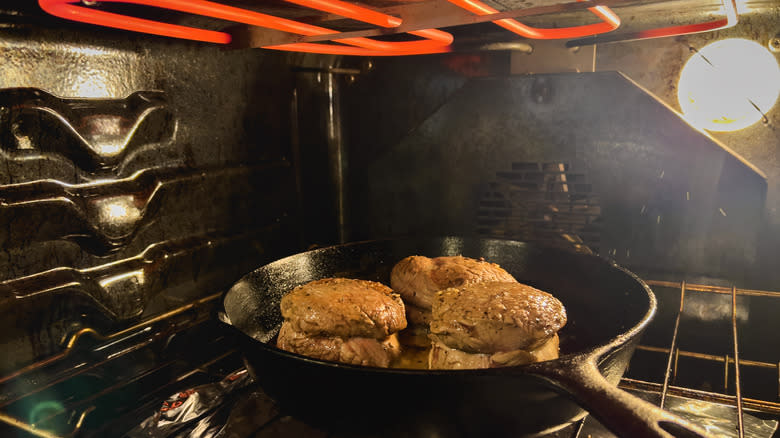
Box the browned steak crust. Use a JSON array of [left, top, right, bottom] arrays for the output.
[[280, 278, 406, 339], [430, 281, 566, 353], [390, 256, 516, 310]]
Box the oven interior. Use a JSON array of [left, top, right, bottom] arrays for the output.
[[1, 1, 780, 436]]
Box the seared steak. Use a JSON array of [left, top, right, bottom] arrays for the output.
[[428, 334, 559, 369], [427, 281, 566, 369], [280, 278, 406, 339], [277, 321, 401, 367], [405, 303, 432, 326], [430, 281, 566, 353], [390, 255, 516, 316]]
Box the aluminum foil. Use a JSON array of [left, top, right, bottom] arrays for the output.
[[664, 395, 778, 438], [124, 369, 279, 438], [581, 390, 778, 438]]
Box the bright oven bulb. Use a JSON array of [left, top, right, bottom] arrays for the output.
[[677, 38, 780, 132]]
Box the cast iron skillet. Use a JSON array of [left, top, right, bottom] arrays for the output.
[[221, 237, 710, 438]]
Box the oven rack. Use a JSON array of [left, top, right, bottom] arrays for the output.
[[620, 280, 780, 438], [0, 280, 778, 437], [0, 292, 243, 438]]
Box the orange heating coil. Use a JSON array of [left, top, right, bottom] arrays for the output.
[[628, 0, 737, 40], [446, 0, 620, 39], [37, 0, 740, 54], [38, 0, 453, 55]]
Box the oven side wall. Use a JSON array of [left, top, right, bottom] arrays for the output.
[[0, 13, 315, 373]]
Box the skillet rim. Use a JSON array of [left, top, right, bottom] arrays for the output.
[[223, 236, 657, 376]]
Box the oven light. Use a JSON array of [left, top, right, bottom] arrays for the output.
[[677, 38, 780, 132]]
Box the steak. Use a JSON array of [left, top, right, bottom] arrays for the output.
[[390, 256, 516, 319], [280, 277, 406, 339]]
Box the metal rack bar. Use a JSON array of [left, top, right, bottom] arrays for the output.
[[6, 349, 240, 438], [660, 280, 685, 408], [645, 280, 780, 298], [0, 292, 221, 386], [725, 354, 730, 393], [620, 378, 780, 415], [731, 285, 745, 438], [0, 335, 159, 409], [39, 349, 238, 427], [0, 412, 61, 438], [0, 284, 243, 435], [30, 406, 97, 438], [573, 417, 586, 437], [637, 279, 780, 423], [636, 346, 778, 370]]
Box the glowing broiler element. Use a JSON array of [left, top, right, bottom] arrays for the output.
[[38, 0, 452, 56], [678, 38, 780, 132], [622, 0, 738, 40], [446, 0, 620, 39]]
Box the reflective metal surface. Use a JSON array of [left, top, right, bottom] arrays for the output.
[[0, 89, 173, 175], [0, 164, 293, 262], [0, 11, 314, 374]]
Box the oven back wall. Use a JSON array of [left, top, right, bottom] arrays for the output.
[[342, 55, 768, 285]]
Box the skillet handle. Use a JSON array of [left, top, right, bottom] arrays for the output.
[[524, 356, 711, 438]]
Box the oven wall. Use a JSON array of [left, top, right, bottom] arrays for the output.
[[0, 10, 319, 373]]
